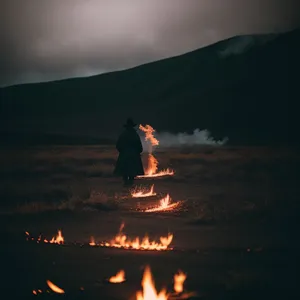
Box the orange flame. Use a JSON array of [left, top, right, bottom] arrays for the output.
[[100, 223, 173, 251], [25, 230, 64, 244], [89, 236, 96, 246], [146, 154, 158, 175], [49, 230, 64, 244], [145, 195, 181, 213], [136, 266, 168, 300], [131, 185, 156, 198], [139, 124, 159, 146], [138, 124, 174, 178], [109, 270, 126, 283], [137, 154, 174, 178], [174, 270, 187, 293], [46, 280, 65, 294]]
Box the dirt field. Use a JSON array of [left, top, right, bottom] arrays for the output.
[[1, 145, 299, 299]]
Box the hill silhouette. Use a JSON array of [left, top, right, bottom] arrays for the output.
[[1, 28, 299, 145]]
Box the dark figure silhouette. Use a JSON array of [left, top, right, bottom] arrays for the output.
[[114, 118, 144, 186]]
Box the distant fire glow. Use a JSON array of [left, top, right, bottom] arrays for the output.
[[138, 124, 174, 178], [25, 230, 64, 244]]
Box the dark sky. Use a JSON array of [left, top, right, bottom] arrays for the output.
[[1, 0, 299, 87]]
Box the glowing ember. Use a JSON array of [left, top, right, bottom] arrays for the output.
[[145, 194, 181, 213], [139, 124, 159, 146], [174, 270, 186, 294], [136, 266, 168, 300], [131, 184, 156, 198], [46, 280, 65, 294], [89, 236, 96, 246], [25, 230, 64, 244], [109, 270, 126, 283], [100, 223, 173, 251]]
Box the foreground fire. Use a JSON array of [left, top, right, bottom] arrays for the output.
[[174, 271, 186, 293], [109, 270, 126, 283], [131, 184, 156, 198], [138, 124, 174, 178], [99, 223, 173, 251], [136, 267, 195, 300], [25, 230, 64, 244], [46, 280, 65, 294], [136, 266, 168, 300], [145, 194, 181, 213]]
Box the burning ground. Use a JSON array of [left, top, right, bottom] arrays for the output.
[[1, 145, 300, 299]]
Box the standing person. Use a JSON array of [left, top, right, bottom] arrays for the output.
[[114, 118, 144, 186]]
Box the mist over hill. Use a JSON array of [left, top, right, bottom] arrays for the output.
[[0, 28, 299, 146]]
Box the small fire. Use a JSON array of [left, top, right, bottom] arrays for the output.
[[89, 236, 96, 246], [100, 223, 173, 251], [46, 280, 65, 294], [136, 266, 168, 300], [131, 184, 156, 198], [49, 230, 64, 244], [25, 230, 64, 244], [109, 270, 126, 283], [138, 124, 174, 178], [174, 270, 187, 294], [145, 194, 181, 213], [137, 154, 174, 178], [139, 124, 159, 146]]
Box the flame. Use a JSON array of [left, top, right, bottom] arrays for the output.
[[136, 266, 168, 300], [25, 230, 64, 244], [146, 154, 158, 175], [137, 154, 174, 178], [49, 230, 64, 244], [131, 185, 156, 198], [138, 168, 175, 178], [109, 270, 126, 283], [46, 280, 65, 294], [100, 223, 173, 251], [145, 195, 181, 213], [89, 236, 96, 246], [139, 124, 159, 146], [174, 270, 187, 294]]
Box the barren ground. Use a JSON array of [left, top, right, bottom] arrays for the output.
[[1, 145, 299, 299]]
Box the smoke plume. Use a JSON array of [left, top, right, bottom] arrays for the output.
[[140, 128, 228, 152]]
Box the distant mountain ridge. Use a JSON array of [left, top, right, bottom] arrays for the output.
[[1, 28, 299, 145]]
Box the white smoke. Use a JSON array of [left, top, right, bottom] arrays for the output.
[[140, 128, 228, 151]]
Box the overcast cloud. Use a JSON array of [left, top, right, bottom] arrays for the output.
[[1, 0, 299, 86]]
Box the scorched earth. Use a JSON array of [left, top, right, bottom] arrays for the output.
[[0, 134, 299, 299]]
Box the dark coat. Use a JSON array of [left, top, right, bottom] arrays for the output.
[[113, 127, 144, 177]]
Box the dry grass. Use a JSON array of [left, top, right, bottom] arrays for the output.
[[0, 145, 299, 222]]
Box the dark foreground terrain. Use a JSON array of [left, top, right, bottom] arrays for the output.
[[1, 145, 300, 299]]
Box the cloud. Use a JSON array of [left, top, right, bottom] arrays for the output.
[[1, 0, 299, 86]]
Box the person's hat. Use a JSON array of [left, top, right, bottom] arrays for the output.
[[123, 118, 137, 128]]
